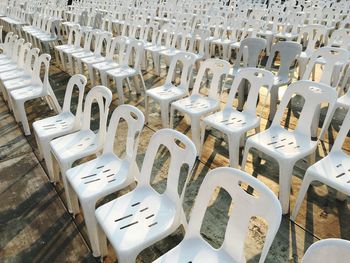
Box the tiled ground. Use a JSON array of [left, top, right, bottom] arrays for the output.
[[0, 46, 350, 263]]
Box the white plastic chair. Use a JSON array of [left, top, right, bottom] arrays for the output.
[[241, 80, 338, 214], [72, 31, 112, 75], [95, 128, 197, 262], [145, 52, 196, 127], [92, 36, 127, 87], [33, 74, 87, 182], [297, 24, 327, 79], [50, 85, 112, 213], [170, 59, 230, 153], [153, 167, 282, 263], [202, 68, 274, 168], [9, 53, 61, 135], [54, 25, 82, 71], [291, 109, 350, 220], [66, 104, 144, 257], [301, 239, 350, 263], [302, 47, 350, 137], [266, 41, 302, 121], [106, 39, 145, 105]]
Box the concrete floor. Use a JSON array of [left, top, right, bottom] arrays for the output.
[[0, 51, 350, 263]]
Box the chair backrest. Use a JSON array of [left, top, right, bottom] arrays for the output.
[[120, 39, 144, 70], [2, 31, 14, 54], [164, 52, 197, 91], [11, 37, 24, 62], [302, 47, 350, 88], [81, 85, 112, 145], [185, 167, 282, 263], [188, 29, 210, 57], [24, 47, 40, 73], [31, 53, 51, 91], [105, 35, 127, 62], [138, 128, 197, 204], [301, 239, 350, 263], [141, 20, 159, 44], [234, 37, 266, 70], [66, 25, 82, 46], [328, 29, 350, 50], [17, 42, 32, 68], [94, 31, 113, 56], [156, 23, 174, 47], [297, 24, 327, 55], [61, 74, 87, 128], [192, 58, 230, 99], [331, 109, 350, 154], [271, 80, 338, 138], [225, 68, 274, 116], [83, 29, 101, 51], [103, 105, 144, 165], [266, 41, 302, 80]]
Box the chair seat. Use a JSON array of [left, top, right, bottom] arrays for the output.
[[0, 62, 18, 73], [273, 75, 290, 87], [159, 48, 181, 57], [211, 38, 236, 45], [247, 127, 317, 159], [274, 32, 298, 40], [33, 112, 76, 138], [62, 46, 85, 54], [4, 77, 32, 91], [337, 94, 350, 109], [107, 66, 137, 78], [145, 45, 168, 53], [306, 152, 350, 195], [0, 69, 27, 82], [55, 44, 76, 51], [153, 238, 234, 263], [50, 130, 99, 163], [71, 50, 94, 59], [171, 94, 219, 116], [96, 187, 177, 252], [67, 153, 134, 199], [81, 55, 106, 65], [10, 84, 43, 100], [203, 109, 259, 134], [93, 61, 119, 71], [146, 85, 186, 101], [0, 57, 13, 66]]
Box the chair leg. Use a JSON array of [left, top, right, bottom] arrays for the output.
[[145, 95, 150, 124], [16, 101, 31, 135], [114, 77, 125, 105], [241, 141, 252, 172], [88, 66, 96, 86], [191, 116, 202, 155], [278, 160, 295, 215], [159, 101, 170, 128], [269, 85, 279, 121], [290, 171, 315, 220], [80, 199, 102, 257], [227, 133, 241, 169]]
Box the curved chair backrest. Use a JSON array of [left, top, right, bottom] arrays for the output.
[[301, 239, 350, 263], [103, 105, 145, 164], [266, 41, 302, 80], [68, 25, 83, 47], [2, 31, 14, 53], [83, 29, 101, 51], [11, 37, 24, 61], [94, 31, 113, 56], [156, 23, 174, 47], [234, 37, 266, 70], [331, 109, 350, 153], [165, 52, 197, 91], [188, 28, 210, 57], [106, 35, 127, 61], [271, 80, 338, 138], [24, 47, 40, 73], [297, 24, 327, 55], [328, 29, 350, 50], [121, 39, 144, 69], [62, 74, 87, 127], [142, 20, 159, 44], [186, 167, 282, 263], [303, 47, 350, 88], [17, 42, 32, 68], [192, 58, 230, 99], [138, 128, 197, 204], [226, 68, 274, 115], [241, 19, 261, 39], [32, 53, 51, 88], [81, 85, 112, 145]]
